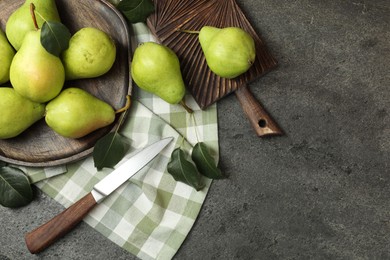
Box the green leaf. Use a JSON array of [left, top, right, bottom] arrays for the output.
[[167, 148, 205, 191], [192, 142, 225, 179], [41, 21, 71, 57], [117, 0, 155, 23], [93, 132, 130, 170], [0, 166, 33, 208], [0, 161, 6, 168]]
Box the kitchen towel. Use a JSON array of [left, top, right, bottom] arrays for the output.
[[23, 23, 219, 260]]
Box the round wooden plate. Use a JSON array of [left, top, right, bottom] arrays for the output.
[[0, 0, 132, 167]]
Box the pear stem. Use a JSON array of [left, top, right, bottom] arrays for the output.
[[30, 3, 39, 30], [115, 95, 131, 114], [180, 99, 194, 114], [176, 29, 200, 34]]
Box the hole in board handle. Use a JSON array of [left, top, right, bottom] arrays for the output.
[[258, 119, 267, 128]]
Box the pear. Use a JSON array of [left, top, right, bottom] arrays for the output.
[[131, 42, 185, 104], [0, 30, 15, 85], [0, 87, 45, 139], [10, 29, 65, 103], [199, 26, 256, 79], [6, 0, 61, 51], [45, 88, 115, 138], [61, 27, 116, 80]]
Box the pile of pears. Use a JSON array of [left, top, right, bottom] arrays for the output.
[[0, 0, 117, 139], [131, 25, 256, 107]]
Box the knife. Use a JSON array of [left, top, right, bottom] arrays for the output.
[[25, 137, 173, 254]]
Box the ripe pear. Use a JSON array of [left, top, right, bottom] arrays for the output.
[[45, 88, 115, 138], [6, 0, 61, 50], [0, 30, 15, 85], [10, 29, 65, 103], [131, 42, 185, 104], [61, 27, 116, 80], [0, 87, 45, 139], [199, 26, 256, 79]]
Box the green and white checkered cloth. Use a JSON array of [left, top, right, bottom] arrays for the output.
[[22, 23, 218, 260]]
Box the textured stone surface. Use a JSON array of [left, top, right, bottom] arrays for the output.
[[1, 0, 389, 259]]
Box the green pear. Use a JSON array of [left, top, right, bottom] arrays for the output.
[[61, 27, 116, 80], [0, 30, 15, 85], [131, 42, 185, 104], [199, 26, 256, 79], [0, 87, 45, 139], [10, 29, 65, 103], [45, 88, 115, 138], [5, 0, 61, 50]]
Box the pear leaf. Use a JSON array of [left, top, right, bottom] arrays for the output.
[[0, 166, 33, 208], [41, 21, 71, 57], [167, 148, 205, 191], [117, 0, 155, 23], [192, 142, 225, 179], [93, 132, 130, 170]]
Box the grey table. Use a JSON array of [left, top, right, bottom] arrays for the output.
[[1, 0, 389, 259]]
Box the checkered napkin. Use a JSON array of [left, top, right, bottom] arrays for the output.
[[22, 23, 219, 260]]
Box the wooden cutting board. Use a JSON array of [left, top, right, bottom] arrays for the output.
[[147, 0, 283, 136]]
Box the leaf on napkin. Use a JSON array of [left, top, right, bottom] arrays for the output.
[[41, 21, 71, 57], [167, 148, 205, 191], [93, 132, 130, 170], [117, 0, 155, 23], [0, 166, 33, 208], [192, 142, 225, 179]]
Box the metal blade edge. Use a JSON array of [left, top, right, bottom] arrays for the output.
[[91, 137, 173, 203]]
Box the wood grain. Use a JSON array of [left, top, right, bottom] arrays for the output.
[[235, 86, 283, 136], [147, 0, 283, 136], [25, 192, 97, 254], [0, 0, 132, 166]]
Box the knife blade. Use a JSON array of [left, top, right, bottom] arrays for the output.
[[25, 137, 173, 254]]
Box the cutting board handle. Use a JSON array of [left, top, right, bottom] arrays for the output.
[[235, 86, 283, 137]]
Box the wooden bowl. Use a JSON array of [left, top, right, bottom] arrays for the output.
[[0, 0, 132, 167]]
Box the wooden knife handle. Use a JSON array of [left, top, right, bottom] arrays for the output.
[[25, 192, 97, 254], [235, 86, 283, 137]]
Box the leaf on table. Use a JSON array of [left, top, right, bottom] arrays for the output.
[[167, 148, 205, 191], [93, 132, 130, 170], [41, 21, 71, 57], [192, 142, 225, 179], [0, 166, 33, 208], [117, 0, 155, 23]]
